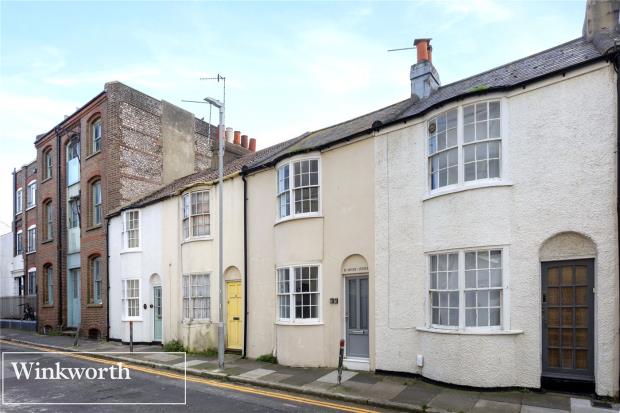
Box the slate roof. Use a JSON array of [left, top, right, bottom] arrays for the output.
[[113, 35, 617, 214], [245, 36, 615, 171]]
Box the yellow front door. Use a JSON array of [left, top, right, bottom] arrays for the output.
[[226, 281, 242, 350]]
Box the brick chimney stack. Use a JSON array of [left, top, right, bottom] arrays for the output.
[[410, 38, 440, 101], [583, 0, 620, 42]]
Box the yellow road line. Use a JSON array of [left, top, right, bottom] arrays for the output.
[[0, 339, 378, 413]]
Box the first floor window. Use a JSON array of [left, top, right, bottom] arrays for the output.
[[182, 191, 210, 239], [123, 210, 140, 249], [27, 269, 36, 295], [90, 257, 102, 304], [15, 188, 23, 213], [44, 201, 53, 240], [92, 119, 102, 153], [27, 227, 36, 253], [45, 266, 54, 304], [276, 265, 320, 322], [15, 231, 22, 255], [182, 273, 210, 319], [429, 249, 504, 329], [92, 180, 102, 226], [277, 158, 320, 219], [27, 181, 36, 208], [122, 279, 140, 318]]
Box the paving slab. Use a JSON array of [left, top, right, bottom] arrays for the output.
[[520, 406, 568, 413], [429, 389, 481, 412], [237, 368, 277, 380], [570, 398, 620, 413], [303, 381, 339, 392], [479, 391, 524, 405], [332, 380, 373, 396], [522, 392, 571, 411], [172, 359, 211, 369], [471, 399, 521, 413], [142, 353, 183, 362], [367, 381, 408, 401], [348, 372, 382, 385], [392, 381, 442, 406], [317, 370, 357, 384], [260, 372, 293, 383], [280, 369, 331, 387]]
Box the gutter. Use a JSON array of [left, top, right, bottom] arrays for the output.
[[242, 170, 248, 358]]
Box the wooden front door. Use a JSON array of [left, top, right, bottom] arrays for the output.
[[226, 281, 242, 350], [541, 259, 594, 382]]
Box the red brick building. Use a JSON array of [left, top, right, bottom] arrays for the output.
[[32, 81, 248, 338], [11, 160, 37, 300]]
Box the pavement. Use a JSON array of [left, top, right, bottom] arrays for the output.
[[1, 328, 618, 413]]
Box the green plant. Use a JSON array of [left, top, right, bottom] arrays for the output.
[[198, 348, 218, 357], [163, 340, 185, 353], [256, 354, 278, 364], [470, 84, 489, 92]]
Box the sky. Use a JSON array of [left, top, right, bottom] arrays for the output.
[[0, 0, 586, 233]]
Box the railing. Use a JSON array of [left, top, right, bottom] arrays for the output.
[[0, 295, 37, 320]]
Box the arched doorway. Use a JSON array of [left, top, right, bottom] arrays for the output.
[[540, 232, 596, 385], [341, 255, 370, 366]]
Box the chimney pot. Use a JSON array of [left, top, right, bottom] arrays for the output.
[[225, 127, 233, 143], [233, 131, 241, 145], [414, 38, 432, 63], [241, 134, 249, 149], [249, 138, 256, 152]]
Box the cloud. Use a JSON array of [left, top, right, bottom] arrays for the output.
[[445, 0, 513, 23]]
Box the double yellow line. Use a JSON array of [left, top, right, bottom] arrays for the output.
[[0, 339, 378, 413]]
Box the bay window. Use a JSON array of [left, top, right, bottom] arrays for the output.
[[428, 100, 502, 191], [182, 191, 210, 239], [277, 158, 320, 219], [182, 273, 210, 320], [122, 279, 140, 318], [277, 265, 320, 323], [429, 249, 504, 330]]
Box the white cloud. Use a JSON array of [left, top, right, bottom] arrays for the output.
[[444, 0, 513, 23]]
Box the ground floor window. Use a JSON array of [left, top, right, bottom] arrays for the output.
[[122, 279, 140, 319], [276, 264, 320, 323], [45, 265, 53, 304], [429, 248, 504, 330], [27, 269, 36, 295], [182, 273, 210, 320]]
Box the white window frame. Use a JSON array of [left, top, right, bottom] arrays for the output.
[[426, 98, 507, 197], [121, 278, 141, 320], [122, 210, 140, 251], [26, 225, 36, 253], [182, 190, 211, 240], [45, 200, 53, 241], [15, 230, 23, 255], [91, 256, 102, 304], [27, 268, 36, 296], [92, 119, 102, 154], [26, 180, 36, 209], [44, 150, 52, 180], [275, 264, 321, 324], [15, 188, 23, 214], [426, 247, 509, 332], [275, 155, 321, 222], [182, 273, 211, 321], [92, 180, 102, 226], [45, 265, 54, 305]]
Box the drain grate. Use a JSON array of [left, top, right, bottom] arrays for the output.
[[591, 399, 613, 408]]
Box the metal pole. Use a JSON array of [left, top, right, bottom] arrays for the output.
[[129, 321, 134, 353], [217, 104, 225, 370]]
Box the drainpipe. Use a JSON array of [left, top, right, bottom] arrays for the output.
[[54, 128, 63, 329], [242, 170, 248, 358], [106, 216, 110, 341], [615, 49, 620, 388]]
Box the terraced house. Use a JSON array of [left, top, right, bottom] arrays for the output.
[[30, 81, 248, 339]]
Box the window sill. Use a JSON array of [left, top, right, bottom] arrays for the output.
[[42, 177, 53, 184], [275, 321, 324, 326], [15, 211, 23, 216], [86, 225, 102, 232], [42, 304, 54, 308], [41, 239, 53, 245], [274, 214, 323, 227], [26, 251, 36, 255], [423, 180, 513, 201], [26, 205, 36, 212], [181, 236, 213, 245], [87, 303, 103, 308], [122, 318, 143, 322], [416, 326, 523, 336], [182, 319, 212, 325], [120, 248, 142, 254], [85, 151, 101, 161]]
